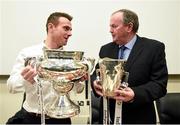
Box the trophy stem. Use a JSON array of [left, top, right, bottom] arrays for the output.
[[46, 93, 80, 119]]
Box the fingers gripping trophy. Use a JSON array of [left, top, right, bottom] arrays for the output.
[[96, 58, 129, 125], [28, 48, 95, 124]]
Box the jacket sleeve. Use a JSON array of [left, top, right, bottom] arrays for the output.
[[131, 42, 168, 106]]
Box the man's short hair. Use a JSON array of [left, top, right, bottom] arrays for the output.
[[112, 9, 139, 33], [46, 12, 73, 32]]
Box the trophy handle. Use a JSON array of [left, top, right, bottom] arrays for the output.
[[120, 71, 129, 89]]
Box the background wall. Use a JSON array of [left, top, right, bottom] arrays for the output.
[[0, 0, 180, 75]]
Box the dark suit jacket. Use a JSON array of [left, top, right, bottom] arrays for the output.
[[91, 35, 168, 124]]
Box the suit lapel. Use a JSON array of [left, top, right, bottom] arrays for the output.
[[125, 37, 144, 71]]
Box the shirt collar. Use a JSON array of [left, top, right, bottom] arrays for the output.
[[43, 40, 63, 50], [119, 35, 137, 50]]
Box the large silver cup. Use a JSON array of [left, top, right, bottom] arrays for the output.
[[96, 57, 127, 97], [36, 49, 94, 119]]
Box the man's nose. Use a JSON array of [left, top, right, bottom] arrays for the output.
[[68, 31, 72, 36], [109, 28, 113, 33]]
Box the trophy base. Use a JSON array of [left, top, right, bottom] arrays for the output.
[[46, 94, 80, 119]]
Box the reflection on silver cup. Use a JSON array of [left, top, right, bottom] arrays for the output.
[[96, 58, 127, 97], [36, 49, 94, 119]]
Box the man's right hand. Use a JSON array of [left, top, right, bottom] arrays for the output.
[[21, 65, 37, 84], [93, 80, 103, 96]]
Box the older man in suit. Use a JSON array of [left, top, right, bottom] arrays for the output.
[[91, 9, 168, 124]]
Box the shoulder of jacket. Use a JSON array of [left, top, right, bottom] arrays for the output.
[[101, 42, 116, 49], [138, 36, 164, 47]]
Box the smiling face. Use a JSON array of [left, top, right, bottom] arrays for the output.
[[47, 17, 72, 48]]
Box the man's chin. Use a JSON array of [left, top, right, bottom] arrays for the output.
[[64, 42, 67, 45], [63, 40, 68, 45], [113, 40, 118, 43]]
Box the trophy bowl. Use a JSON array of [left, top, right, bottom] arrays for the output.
[[97, 58, 127, 97], [36, 49, 89, 118]]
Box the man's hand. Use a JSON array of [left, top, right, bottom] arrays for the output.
[[80, 73, 88, 82], [93, 80, 103, 96], [113, 87, 135, 102], [21, 65, 37, 84]]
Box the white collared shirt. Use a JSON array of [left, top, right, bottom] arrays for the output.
[[7, 42, 71, 114]]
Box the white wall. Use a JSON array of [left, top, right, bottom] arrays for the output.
[[1, 0, 180, 74], [0, 1, 2, 74]]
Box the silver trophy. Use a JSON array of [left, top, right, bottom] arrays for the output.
[[35, 49, 95, 119], [96, 57, 128, 97], [96, 57, 128, 125]]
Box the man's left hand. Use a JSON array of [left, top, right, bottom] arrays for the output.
[[113, 87, 135, 102]]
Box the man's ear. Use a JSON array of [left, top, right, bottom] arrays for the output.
[[126, 22, 133, 33], [47, 23, 54, 32]]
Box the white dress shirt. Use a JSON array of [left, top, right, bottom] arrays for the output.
[[7, 42, 89, 114]]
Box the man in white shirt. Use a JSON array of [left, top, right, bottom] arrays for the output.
[[6, 12, 73, 124]]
